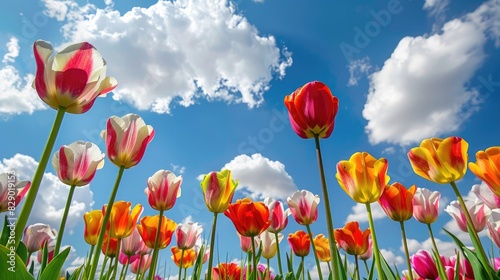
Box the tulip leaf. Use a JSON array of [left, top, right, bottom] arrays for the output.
[[0, 215, 9, 246], [334, 248, 348, 280], [463, 246, 500, 280], [286, 252, 294, 273], [39, 241, 49, 276], [191, 244, 205, 280], [307, 270, 312, 280], [295, 259, 303, 280], [0, 244, 35, 280], [379, 249, 397, 280], [367, 258, 375, 280], [16, 240, 28, 265], [285, 271, 296, 280], [39, 246, 70, 280], [431, 248, 448, 280]]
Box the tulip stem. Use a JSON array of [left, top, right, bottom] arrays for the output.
[[178, 248, 185, 280], [266, 258, 271, 280], [54, 184, 76, 256], [84, 245, 95, 279], [207, 212, 218, 280], [427, 223, 447, 279], [274, 231, 284, 276], [119, 256, 129, 280], [112, 239, 121, 278], [399, 222, 413, 280], [251, 236, 258, 280], [449, 181, 489, 266], [363, 259, 369, 276], [365, 203, 385, 280], [301, 256, 305, 280], [148, 210, 165, 280], [313, 135, 340, 280], [306, 224, 323, 280], [354, 255, 360, 280], [15, 106, 66, 248], [88, 165, 125, 280]]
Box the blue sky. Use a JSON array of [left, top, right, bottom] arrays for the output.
[[0, 0, 499, 278]]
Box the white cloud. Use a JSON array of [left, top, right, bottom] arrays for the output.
[[309, 262, 330, 280], [0, 154, 94, 231], [170, 163, 186, 175], [467, 0, 500, 47], [404, 237, 457, 258], [347, 56, 373, 86], [51, 0, 292, 114], [363, 2, 497, 145], [0, 38, 46, 116], [222, 153, 297, 200], [380, 249, 404, 266], [423, 0, 450, 22], [382, 147, 396, 155], [345, 202, 385, 223]]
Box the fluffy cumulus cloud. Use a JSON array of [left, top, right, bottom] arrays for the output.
[[363, 0, 500, 145], [0, 154, 94, 231], [44, 0, 292, 114], [0, 37, 46, 116], [405, 237, 457, 258], [347, 56, 373, 86], [345, 202, 385, 223], [222, 153, 298, 200], [380, 249, 404, 266]]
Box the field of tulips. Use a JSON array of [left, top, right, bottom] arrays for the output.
[[1, 39, 500, 280]]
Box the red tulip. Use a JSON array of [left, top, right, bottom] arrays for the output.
[[224, 198, 271, 237], [288, 230, 310, 257]]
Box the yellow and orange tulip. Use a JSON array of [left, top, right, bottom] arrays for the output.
[[137, 215, 177, 249], [378, 182, 416, 222], [336, 152, 390, 203], [171, 246, 197, 268], [83, 210, 103, 246], [224, 198, 271, 237], [201, 169, 238, 213], [334, 221, 370, 256], [313, 234, 331, 262], [106, 201, 143, 239], [469, 146, 500, 197]]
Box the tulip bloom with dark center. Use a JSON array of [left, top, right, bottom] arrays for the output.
[[378, 182, 416, 222], [105, 201, 143, 239], [33, 40, 117, 114], [408, 137, 468, 184], [145, 170, 182, 211], [469, 146, 500, 196], [288, 230, 310, 257], [334, 221, 370, 256], [284, 81, 339, 139], [225, 198, 271, 237], [83, 210, 103, 246], [137, 215, 177, 249]]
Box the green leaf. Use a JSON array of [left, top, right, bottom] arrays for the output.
[[286, 252, 294, 274], [295, 259, 303, 280], [68, 265, 84, 280], [39, 246, 70, 280], [0, 244, 35, 280], [1, 215, 10, 246], [379, 250, 397, 280], [285, 271, 296, 280], [334, 248, 348, 280], [15, 240, 28, 265], [431, 247, 448, 280]]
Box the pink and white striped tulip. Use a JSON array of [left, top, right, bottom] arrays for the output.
[[32, 40, 117, 114], [412, 188, 440, 224], [121, 227, 150, 257], [37, 239, 56, 264], [0, 173, 30, 213], [472, 182, 500, 210], [264, 197, 291, 233], [287, 190, 320, 225], [444, 200, 491, 232], [145, 170, 182, 211], [52, 141, 104, 186], [22, 223, 57, 254], [101, 114, 155, 169], [238, 232, 260, 253], [175, 221, 203, 250], [487, 209, 500, 248], [260, 230, 283, 260], [130, 254, 152, 274]]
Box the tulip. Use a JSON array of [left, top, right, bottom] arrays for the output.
[[0, 173, 30, 213], [260, 231, 283, 260], [175, 221, 203, 250], [224, 198, 271, 237], [105, 201, 143, 239], [22, 223, 57, 253], [51, 141, 105, 186], [378, 182, 416, 222], [145, 170, 182, 211], [264, 198, 290, 233], [37, 239, 55, 264], [200, 169, 239, 213], [469, 146, 500, 196], [284, 81, 339, 139], [121, 227, 148, 257], [288, 230, 310, 257], [472, 182, 500, 210], [412, 188, 440, 224], [336, 152, 390, 203], [33, 40, 117, 114], [444, 200, 491, 232], [171, 246, 197, 268], [487, 209, 500, 248], [334, 221, 370, 256], [313, 234, 331, 262], [118, 251, 139, 265], [238, 233, 260, 253], [494, 257, 500, 270], [359, 238, 372, 260], [286, 190, 320, 225], [411, 249, 438, 279], [101, 114, 155, 169], [102, 234, 119, 258], [137, 215, 177, 249], [83, 210, 103, 246], [408, 137, 468, 184], [130, 254, 152, 274], [212, 263, 242, 280]]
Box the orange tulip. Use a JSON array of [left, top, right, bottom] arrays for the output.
[[224, 198, 271, 237], [288, 230, 310, 257], [212, 263, 242, 280], [83, 210, 103, 246], [408, 137, 468, 184], [378, 182, 417, 222], [469, 146, 500, 197], [171, 246, 197, 268], [137, 215, 177, 249], [105, 201, 143, 239], [313, 234, 331, 262], [284, 81, 339, 139], [102, 234, 119, 258], [334, 221, 370, 256]]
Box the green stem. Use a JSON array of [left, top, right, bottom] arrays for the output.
[[306, 224, 323, 280], [100, 255, 110, 280], [148, 210, 165, 280], [365, 203, 384, 280], [449, 181, 489, 265], [355, 255, 360, 280], [88, 165, 126, 280], [84, 245, 95, 279], [251, 236, 258, 280], [119, 256, 129, 280], [313, 135, 340, 280], [183, 267, 187, 280], [15, 107, 66, 248], [274, 231, 283, 276], [301, 256, 305, 280], [363, 259, 369, 276], [427, 223, 447, 279], [207, 212, 218, 280], [136, 255, 144, 280], [112, 239, 121, 279], [399, 222, 413, 280], [178, 249, 185, 280], [266, 258, 271, 280], [54, 184, 76, 256]]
